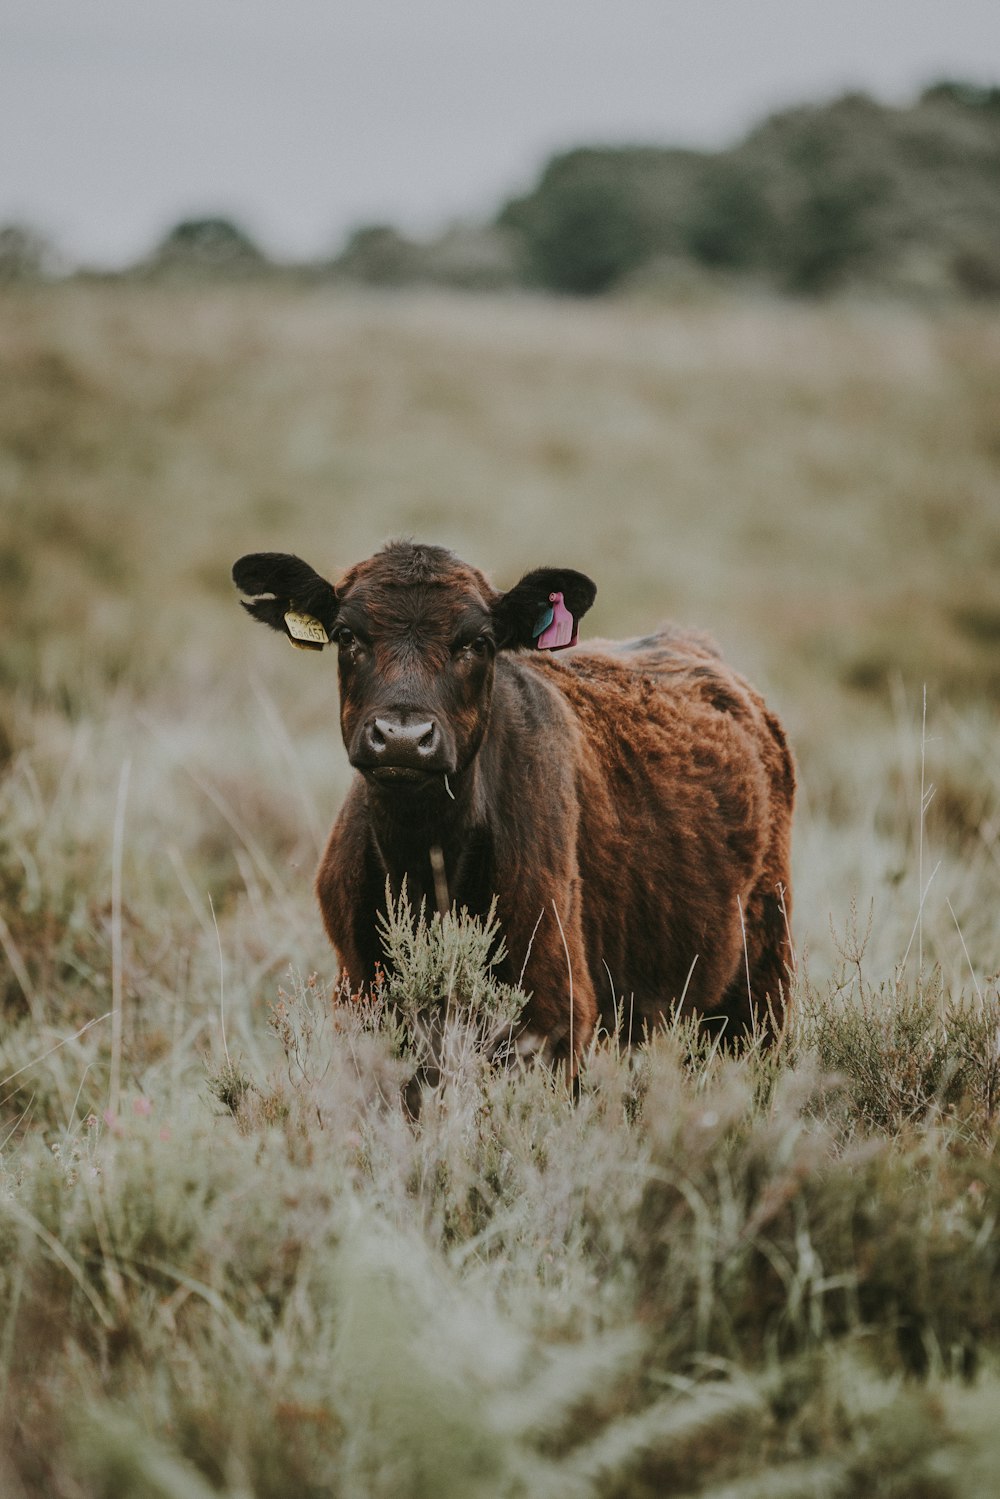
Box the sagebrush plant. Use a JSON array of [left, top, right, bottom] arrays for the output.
[[796, 971, 1000, 1137], [1, 284, 999, 1495], [375, 883, 527, 1075]]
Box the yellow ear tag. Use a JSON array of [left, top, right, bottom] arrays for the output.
[[284, 611, 328, 650]]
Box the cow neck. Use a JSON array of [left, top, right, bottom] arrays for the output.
[[364, 761, 487, 908]]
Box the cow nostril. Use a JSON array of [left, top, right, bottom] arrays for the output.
[[370, 721, 388, 751], [418, 723, 437, 750]]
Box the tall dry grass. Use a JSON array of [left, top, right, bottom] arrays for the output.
[[1, 281, 999, 1495]]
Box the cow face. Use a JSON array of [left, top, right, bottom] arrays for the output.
[[233, 541, 596, 796]]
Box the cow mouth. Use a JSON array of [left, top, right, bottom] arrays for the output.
[[364, 765, 450, 789]]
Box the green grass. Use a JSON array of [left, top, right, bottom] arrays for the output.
[[1, 281, 999, 1496]]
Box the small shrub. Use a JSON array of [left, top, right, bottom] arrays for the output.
[[375, 885, 526, 1081], [205, 1054, 254, 1116], [796, 975, 1000, 1136]]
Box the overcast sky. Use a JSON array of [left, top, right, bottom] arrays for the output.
[[3, 0, 999, 267]]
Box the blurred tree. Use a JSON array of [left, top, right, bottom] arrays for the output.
[[522, 178, 647, 294], [681, 161, 776, 270], [742, 101, 891, 293], [334, 224, 424, 285], [921, 80, 1000, 113], [0, 224, 62, 282], [500, 84, 1000, 300], [499, 148, 699, 294], [952, 244, 1000, 298], [419, 223, 522, 291], [781, 172, 886, 293], [147, 217, 267, 275], [331, 221, 521, 290]]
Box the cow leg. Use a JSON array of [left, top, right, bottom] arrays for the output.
[[504, 892, 598, 1078], [716, 879, 793, 1045], [747, 880, 794, 1041]]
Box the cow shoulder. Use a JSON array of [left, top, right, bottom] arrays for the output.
[[484, 656, 584, 837]]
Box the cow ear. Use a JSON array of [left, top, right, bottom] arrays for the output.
[[493, 567, 597, 651], [232, 552, 339, 650]]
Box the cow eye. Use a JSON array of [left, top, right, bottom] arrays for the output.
[[334, 627, 359, 652], [458, 634, 491, 659]]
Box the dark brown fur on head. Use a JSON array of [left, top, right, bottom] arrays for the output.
[[331, 544, 502, 777]]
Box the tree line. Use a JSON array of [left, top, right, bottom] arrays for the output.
[[4, 81, 999, 299]]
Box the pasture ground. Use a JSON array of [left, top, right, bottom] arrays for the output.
[[1, 282, 999, 1496]]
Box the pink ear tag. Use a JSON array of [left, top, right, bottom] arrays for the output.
[[534, 591, 577, 651]]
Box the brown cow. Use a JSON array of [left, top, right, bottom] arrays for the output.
[[232, 541, 795, 1064]]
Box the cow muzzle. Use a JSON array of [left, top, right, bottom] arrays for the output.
[[355, 713, 452, 784]]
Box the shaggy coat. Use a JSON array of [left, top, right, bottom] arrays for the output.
[[233, 541, 795, 1063]]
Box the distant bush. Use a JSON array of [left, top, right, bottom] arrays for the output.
[[921, 79, 1000, 113], [144, 216, 268, 276], [499, 146, 701, 294], [952, 243, 1000, 298], [500, 151, 661, 293], [780, 172, 886, 293], [679, 160, 777, 271], [333, 220, 521, 291], [335, 223, 424, 286], [419, 222, 522, 290], [0, 224, 62, 283]]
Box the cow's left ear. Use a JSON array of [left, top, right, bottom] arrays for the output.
[[493, 567, 597, 651]]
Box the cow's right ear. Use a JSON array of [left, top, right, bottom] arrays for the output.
[[232, 553, 339, 651]]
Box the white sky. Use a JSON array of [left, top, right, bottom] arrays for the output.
[[3, 0, 999, 266]]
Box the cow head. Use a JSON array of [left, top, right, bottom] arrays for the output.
[[232, 541, 596, 796]]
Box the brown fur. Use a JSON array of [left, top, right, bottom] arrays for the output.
[[233, 541, 795, 1063]]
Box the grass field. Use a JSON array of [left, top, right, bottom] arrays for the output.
[[1, 280, 999, 1496]]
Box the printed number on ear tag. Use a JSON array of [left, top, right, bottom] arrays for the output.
[[533, 592, 577, 651], [284, 611, 328, 650]]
